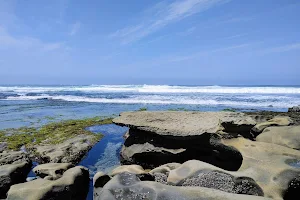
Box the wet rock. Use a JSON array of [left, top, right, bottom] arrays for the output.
[[7, 166, 89, 200], [95, 172, 271, 200], [288, 106, 300, 113], [33, 163, 74, 180], [251, 116, 293, 137], [0, 151, 31, 165], [0, 142, 7, 153], [256, 126, 300, 150], [223, 137, 300, 199], [0, 161, 32, 199], [284, 174, 300, 200], [120, 131, 243, 170], [34, 134, 98, 164], [93, 171, 112, 199]]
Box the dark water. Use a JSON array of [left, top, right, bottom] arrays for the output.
[[79, 124, 128, 200]]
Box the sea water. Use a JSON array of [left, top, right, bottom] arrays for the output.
[[1, 85, 300, 199]]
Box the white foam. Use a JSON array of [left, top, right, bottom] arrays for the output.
[[5, 94, 300, 108], [1, 85, 300, 94]]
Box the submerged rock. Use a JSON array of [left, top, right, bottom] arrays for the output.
[[95, 172, 271, 200], [0, 161, 32, 199], [7, 166, 89, 200]]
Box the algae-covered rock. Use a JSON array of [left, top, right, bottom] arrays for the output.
[[7, 166, 89, 200], [35, 134, 98, 164]]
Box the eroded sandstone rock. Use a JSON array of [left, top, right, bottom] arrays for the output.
[[0, 161, 32, 199], [34, 134, 98, 164], [223, 137, 300, 199], [95, 172, 271, 200], [33, 163, 74, 180], [256, 126, 300, 150], [251, 116, 293, 136], [7, 166, 89, 200]]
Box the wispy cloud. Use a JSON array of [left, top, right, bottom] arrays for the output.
[[110, 0, 230, 44], [69, 21, 81, 36], [0, 26, 66, 52], [177, 26, 196, 36], [167, 43, 251, 62], [262, 43, 300, 54]]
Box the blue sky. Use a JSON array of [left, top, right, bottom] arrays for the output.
[[0, 0, 299, 85]]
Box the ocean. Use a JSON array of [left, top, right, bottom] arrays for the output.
[[1, 84, 300, 129], [1, 84, 300, 199]]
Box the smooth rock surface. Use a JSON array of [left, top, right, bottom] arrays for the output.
[[113, 111, 256, 136], [223, 137, 300, 200], [7, 166, 89, 200], [95, 172, 271, 200], [110, 164, 146, 176], [251, 116, 293, 136], [33, 163, 74, 180], [0, 161, 32, 199], [256, 126, 300, 150]]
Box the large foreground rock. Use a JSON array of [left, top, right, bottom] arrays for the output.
[[223, 137, 300, 199], [7, 166, 89, 200], [0, 161, 32, 199], [34, 134, 98, 164], [95, 172, 271, 200], [256, 126, 300, 150], [113, 111, 259, 170]]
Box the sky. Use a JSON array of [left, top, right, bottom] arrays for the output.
[[0, 0, 300, 85]]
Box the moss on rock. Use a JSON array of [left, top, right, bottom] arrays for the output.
[[0, 117, 112, 150]]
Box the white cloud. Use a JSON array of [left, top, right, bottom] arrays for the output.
[[0, 26, 65, 52], [110, 0, 230, 44], [262, 43, 300, 54], [69, 21, 81, 36]]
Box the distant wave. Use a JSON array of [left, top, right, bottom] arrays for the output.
[[5, 94, 299, 108], [1, 85, 300, 94]]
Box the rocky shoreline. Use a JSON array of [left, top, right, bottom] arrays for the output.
[[0, 108, 300, 199]]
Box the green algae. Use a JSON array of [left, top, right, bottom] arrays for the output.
[[0, 117, 113, 150], [138, 107, 148, 111]]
